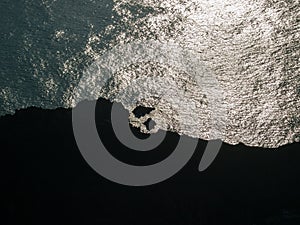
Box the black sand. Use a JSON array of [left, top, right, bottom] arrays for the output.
[[1, 98, 300, 225]]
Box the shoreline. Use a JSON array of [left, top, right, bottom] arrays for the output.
[[1, 98, 300, 225]]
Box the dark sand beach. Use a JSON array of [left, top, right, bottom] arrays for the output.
[[1, 98, 300, 225]]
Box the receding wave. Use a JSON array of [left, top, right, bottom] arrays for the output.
[[0, 0, 299, 148]]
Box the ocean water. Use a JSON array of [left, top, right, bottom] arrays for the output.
[[0, 0, 299, 148]]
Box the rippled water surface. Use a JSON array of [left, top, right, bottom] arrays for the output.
[[0, 0, 299, 147]]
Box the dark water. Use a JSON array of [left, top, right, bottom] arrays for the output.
[[1, 0, 299, 147], [0, 0, 113, 114]]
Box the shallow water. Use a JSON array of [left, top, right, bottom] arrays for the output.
[[0, 0, 299, 147]]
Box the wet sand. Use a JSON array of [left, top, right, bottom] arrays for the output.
[[1, 98, 300, 225]]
